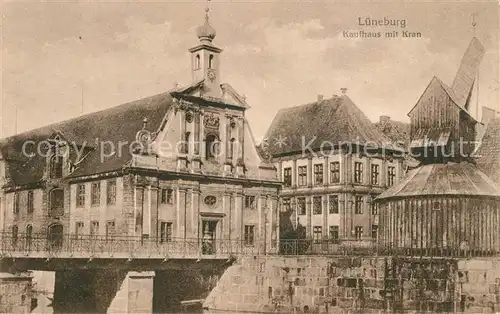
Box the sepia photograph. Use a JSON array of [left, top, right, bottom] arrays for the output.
[[0, 0, 499, 313]]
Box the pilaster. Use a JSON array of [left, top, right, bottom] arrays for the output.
[[323, 156, 329, 187], [271, 195, 279, 251], [323, 196, 328, 238], [150, 186, 158, 238], [176, 187, 181, 238], [292, 158, 297, 189], [306, 196, 312, 237], [192, 189, 200, 238], [184, 188, 192, 239], [200, 109, 206, 160], [223, 192, 232, 240], [307, 156, 313, 188], [381, 159, 387, 188]]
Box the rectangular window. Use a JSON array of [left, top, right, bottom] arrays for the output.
[[75, 222, 84, 238], [354, 196, 363, 214], [105, 221, 115, 240], [27, 191, 34, 214], [50, 189, 64, 213], [298, 166, 307, 186], [371, 225, 378, 239], [314, 164, 323, 185], [330, 162, 340, 183], [313, 196, 322, 215], [160, 221, 173, 243], [329, 195, 339, 214], [354, 162, 363, 183], [282, 198, 291, 212], [329, 225, 339, 242], [297, 197, 306, 215], [387, 166, 396, 187], [161, 188, 174, 204], [283, 167, 292, 187], [77, 184, 86, 207], [313, 226, 322, 243], [371, 198, 379, 215], [90, 221, 99, 236], [106, 180, 116, 205], [355, 226, 363, 240], [13, 193, 19, 214], [371, 164, 380, 185], [244, 225, 255, 246], [91, 182, 101, 206], [245, 196, 256, 209]]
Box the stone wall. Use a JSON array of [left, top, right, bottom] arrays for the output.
[[154, 268, 225, 313], [0, 273, 33, 314], [53, 269, 154, 313], [204, 256, 500, 313]]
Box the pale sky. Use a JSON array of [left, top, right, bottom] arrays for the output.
[[1, 1, 499, 143]]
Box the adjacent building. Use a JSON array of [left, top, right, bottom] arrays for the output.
[[264, 93, 405, 244], [373, 115, 410, 148], [376, 37, 500, 255], [0, 11, 281, 254]]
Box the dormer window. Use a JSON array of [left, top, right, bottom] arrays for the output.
[[50, 155, 63, 179]]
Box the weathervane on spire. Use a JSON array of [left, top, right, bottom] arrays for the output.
[[472, 13, 477, 37], [205, 0, 211, 20], [196, 0, 216, 42]]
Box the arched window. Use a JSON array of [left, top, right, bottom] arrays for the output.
[[50, 155, 63, 179], [50, 188, 64, 217], [47, 224, 63, 250], [205, 134, 218, 160], [182, 132, 191, 154], [26, 225, 33, 249], [11, 225, 18, 247], [195, 54, 201, 69], [228, 138, 235, 160], [208, 54, 214, 69]]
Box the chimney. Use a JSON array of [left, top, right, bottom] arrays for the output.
[[340, 88, 347, 95], [379, 115, 390, 124], [317, 94, 324, 102], [173, 82, 179, 90]]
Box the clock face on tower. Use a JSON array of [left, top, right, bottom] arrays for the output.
[[207, 70, 216, 82]]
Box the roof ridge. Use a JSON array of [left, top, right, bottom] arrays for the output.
[[277, 96, 342, 113], [1, 90, 173, 142]]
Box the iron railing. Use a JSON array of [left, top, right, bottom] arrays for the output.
[[0, 233, 498, 259], [0, 233, 260, 259], [278, 239, 500, 258]]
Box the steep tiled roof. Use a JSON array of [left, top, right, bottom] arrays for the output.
[[373, 119, 410, 147], [476, 118, 500, 183], [0, 92, 174, 185], [263, 95, 398, 156], [376, 162, 500, 200]]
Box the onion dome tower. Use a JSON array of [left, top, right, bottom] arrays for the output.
[[376, 36, 500, 257], [188, 3, 222, 98]]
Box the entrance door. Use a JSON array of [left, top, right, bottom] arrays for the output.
[[47, 224, 63, 250], [201, 220, 218, 255]]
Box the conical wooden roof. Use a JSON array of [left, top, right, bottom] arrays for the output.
[[377, 162, 500, 200]]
